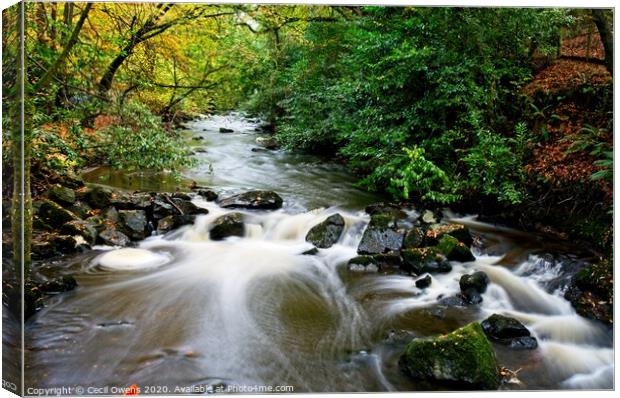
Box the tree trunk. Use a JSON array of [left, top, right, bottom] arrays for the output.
[[97, 4, 176, 95], [62, 2, 74, 42], [592, 9, 613, 75], [97, 46, 132, 95], [34, 3, 92, 92], [10, 0, 32, 279]]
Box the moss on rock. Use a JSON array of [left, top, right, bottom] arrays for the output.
[[565, 258, 613, 325], [38, 199, 80, 228], [437, 235, 475, 262], [399, 322, 499, 390]]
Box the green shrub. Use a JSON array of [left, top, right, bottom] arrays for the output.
[[98, 101, 195, 173]]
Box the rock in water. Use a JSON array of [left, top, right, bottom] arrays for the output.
[[402, 228, 425, 249], [357, 214, 405, 254], [459, 271, 490, 304], [172, 198, 209, 215], [118, 210, 148, 240], [60, 220, 98, 244], [481, 314, 538, 350], [415, 274, 432, 289], [399, 322, 500, 390], [218, 191, 283, 210], [256, 136, 278, 149], [98, 228, 131, 247], [209, 213, 245, 240], [156, 215, 196, 234], [197, 189, 218, 201], [401, 247, 451, 275], [436, 235, 475, 262], [347, 253, 402, 273], [305, 213, 345, 248], [219, 127, 234, 133], [425, 223, 473, 246]]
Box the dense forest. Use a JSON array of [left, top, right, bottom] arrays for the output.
[[0, 2, 614, 393]]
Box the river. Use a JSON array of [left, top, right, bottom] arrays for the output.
[[23, 114, 613, 392]]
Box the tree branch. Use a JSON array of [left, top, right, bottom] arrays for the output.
[[34, 3, 93, 92]]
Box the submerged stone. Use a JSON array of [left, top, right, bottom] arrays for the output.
[[347, 253, 401, 273], [305, 213, 345, 248], [399, 322, 499, 390]]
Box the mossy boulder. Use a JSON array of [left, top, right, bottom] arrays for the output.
[[38, 199, 80, 228], [564, 258, 613, 325], [425, 223, 473, 246], [347, 253, 402, 273], [401, 247, 451, 275], [402, 228, 425, 249], [459, 271, 490, 304], [60, 220, 98, 245], [209, 212, 245, 240], [437, 235, 475, 262], [399, 322, 500, 390], [67, 201, 92, 219], [305, 213, 345, 248], [47, 185, 76, 206], [86, 186, 114, 208]]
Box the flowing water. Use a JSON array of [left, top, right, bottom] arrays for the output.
[[23, 114, 613, 392]]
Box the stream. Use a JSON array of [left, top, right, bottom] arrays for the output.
[[23, 114, 613, 392]]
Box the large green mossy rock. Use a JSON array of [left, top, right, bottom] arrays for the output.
[[38, 199, 80, 228], [437, 235, 475, 262], [401, 247, 452, 275], [399, 322, 500, 390], [306, 213, 345, 248], [425, 223, 473, 246], [48, 185, 76, 206]]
